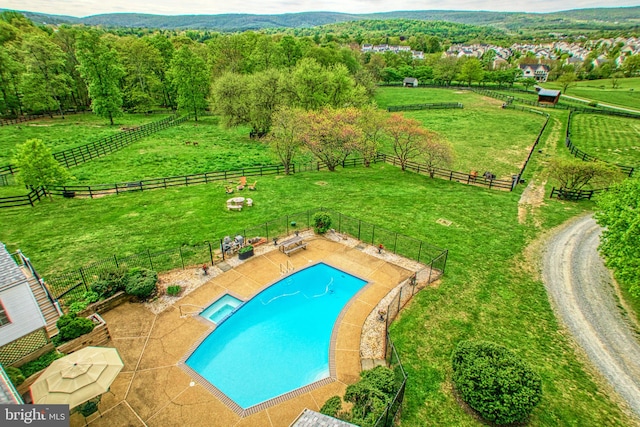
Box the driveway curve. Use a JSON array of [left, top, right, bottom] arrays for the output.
[[542, 214, 640, 418]]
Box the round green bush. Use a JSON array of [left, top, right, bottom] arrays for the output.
[[57, 315, 95, 343], [452, 340, 542, 425], [313, 212, 332, 234], [124, 267, 158, 300]]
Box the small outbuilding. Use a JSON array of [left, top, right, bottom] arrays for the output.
[[403, 77, 419, 87], [535, 88, 561, 105]]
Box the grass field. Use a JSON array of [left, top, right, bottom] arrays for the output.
[[570, 113, 640, 166], [0, 88, 637, 426], [543, 77, 640, 110], [374, 88, 547, 178], [0, 113, 170, 164]]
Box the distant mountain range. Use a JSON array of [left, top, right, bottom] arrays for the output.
[[2, 7, 639, 32]]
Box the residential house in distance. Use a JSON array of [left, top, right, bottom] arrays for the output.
[[0, 243, 60, 367], [361, 44, 425, 60], [519, 64, 551, 82]]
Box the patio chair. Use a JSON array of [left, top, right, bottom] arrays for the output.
[[237, 176, 247, 191], [246, 198, 253, 207], [248, 181, 257, 191]]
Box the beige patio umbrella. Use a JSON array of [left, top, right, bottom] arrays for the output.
[[30, 346, 124, 408]]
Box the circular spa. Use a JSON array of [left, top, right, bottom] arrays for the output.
[[185, 262, 368, 411]]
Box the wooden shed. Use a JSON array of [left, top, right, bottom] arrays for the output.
[[537, 88, 561, 105], [403, 77, 419, 87]]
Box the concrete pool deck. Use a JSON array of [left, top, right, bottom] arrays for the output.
[[71, 237, 414, 427]]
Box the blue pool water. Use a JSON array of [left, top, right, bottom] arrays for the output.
[[200, 294, 243, 324], [185, 263, 367, 409]]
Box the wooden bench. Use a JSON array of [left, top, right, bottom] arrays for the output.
[[227, 204, 242, 211]]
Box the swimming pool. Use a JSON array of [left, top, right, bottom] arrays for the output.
[[185, 262, 368, 410]]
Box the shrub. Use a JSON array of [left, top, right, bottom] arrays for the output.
[[82, 291, 100, 304], [67, 301, 89, 315], [6, 366, 25, 387], [78, 400, 99, 417], [166, 285, 182, 296], [238, 244, 254, 255], [320, 395, 342, 417], [55, 314, 95, 343], [313, 212, 332, 234], [324, 365, 397, 427], [124, 267, 158, 300], [19, 350, 64, 378], [92, 267, 127, 298], [452, 340, 542, 425]]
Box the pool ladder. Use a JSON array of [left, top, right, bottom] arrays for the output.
[[279, 260, 294, 275], [179, 304, 204, 318]]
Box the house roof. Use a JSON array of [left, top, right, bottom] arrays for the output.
[[0, 244, 27, 292], [403, 77, 418, 83], [538, 89, 561, 97]]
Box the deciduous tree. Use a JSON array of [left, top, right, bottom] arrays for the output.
[[355, 105, 386, 167], [20, 33, 71, 117], [595, 178, 640, 298], [423, 137, 455, 176], [459, 57, 484, 86], [300, 107, 362, 171], [169, 45, 210, 121], [12, 138, 71, 200], [548, 158, 621, 192], [268, 107, 306, 175], [385, 113, 433, 171], [76, 30, 125, 125], [557, 71, 577, 94]]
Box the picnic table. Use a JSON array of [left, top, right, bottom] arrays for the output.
[[278, 236, 307, 256]]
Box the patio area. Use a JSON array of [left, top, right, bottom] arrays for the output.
[[70, 236, 415, 427]]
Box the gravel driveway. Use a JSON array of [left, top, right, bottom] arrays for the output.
[[542, 214, 640, 418]]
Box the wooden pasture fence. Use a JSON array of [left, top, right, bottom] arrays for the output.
[[387, 102, 463, 112], [0, 114, 188, 178], [549, 186, 608, 201], [0, 187, 46, 208]]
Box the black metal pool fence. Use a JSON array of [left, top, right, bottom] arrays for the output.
[[45, 207, 447, 303]]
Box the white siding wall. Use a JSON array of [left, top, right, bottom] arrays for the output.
[[0, 284, 46, 347]]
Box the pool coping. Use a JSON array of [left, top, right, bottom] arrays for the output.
[[177, 260, 375, 417]]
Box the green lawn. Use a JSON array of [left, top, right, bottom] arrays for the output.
[[374, 88, 547, 179], [570, 113, 640, 166], [0, 112, 172, 164], [543, 77, 640, 110]]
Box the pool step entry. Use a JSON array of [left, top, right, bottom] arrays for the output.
[[279, 260, 294, 275], [179, 304, 204, 318]]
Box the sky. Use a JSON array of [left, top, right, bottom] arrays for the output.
[[0, 0, 637, 17]]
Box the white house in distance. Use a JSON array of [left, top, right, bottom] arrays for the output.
[[519, 64, 551, 82], [0, 243, 60, 366]]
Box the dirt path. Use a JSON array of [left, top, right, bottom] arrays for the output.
[[542, 214, 640, 418]]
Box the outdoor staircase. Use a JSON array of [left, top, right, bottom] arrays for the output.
[[23, 269, 60, 337]]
